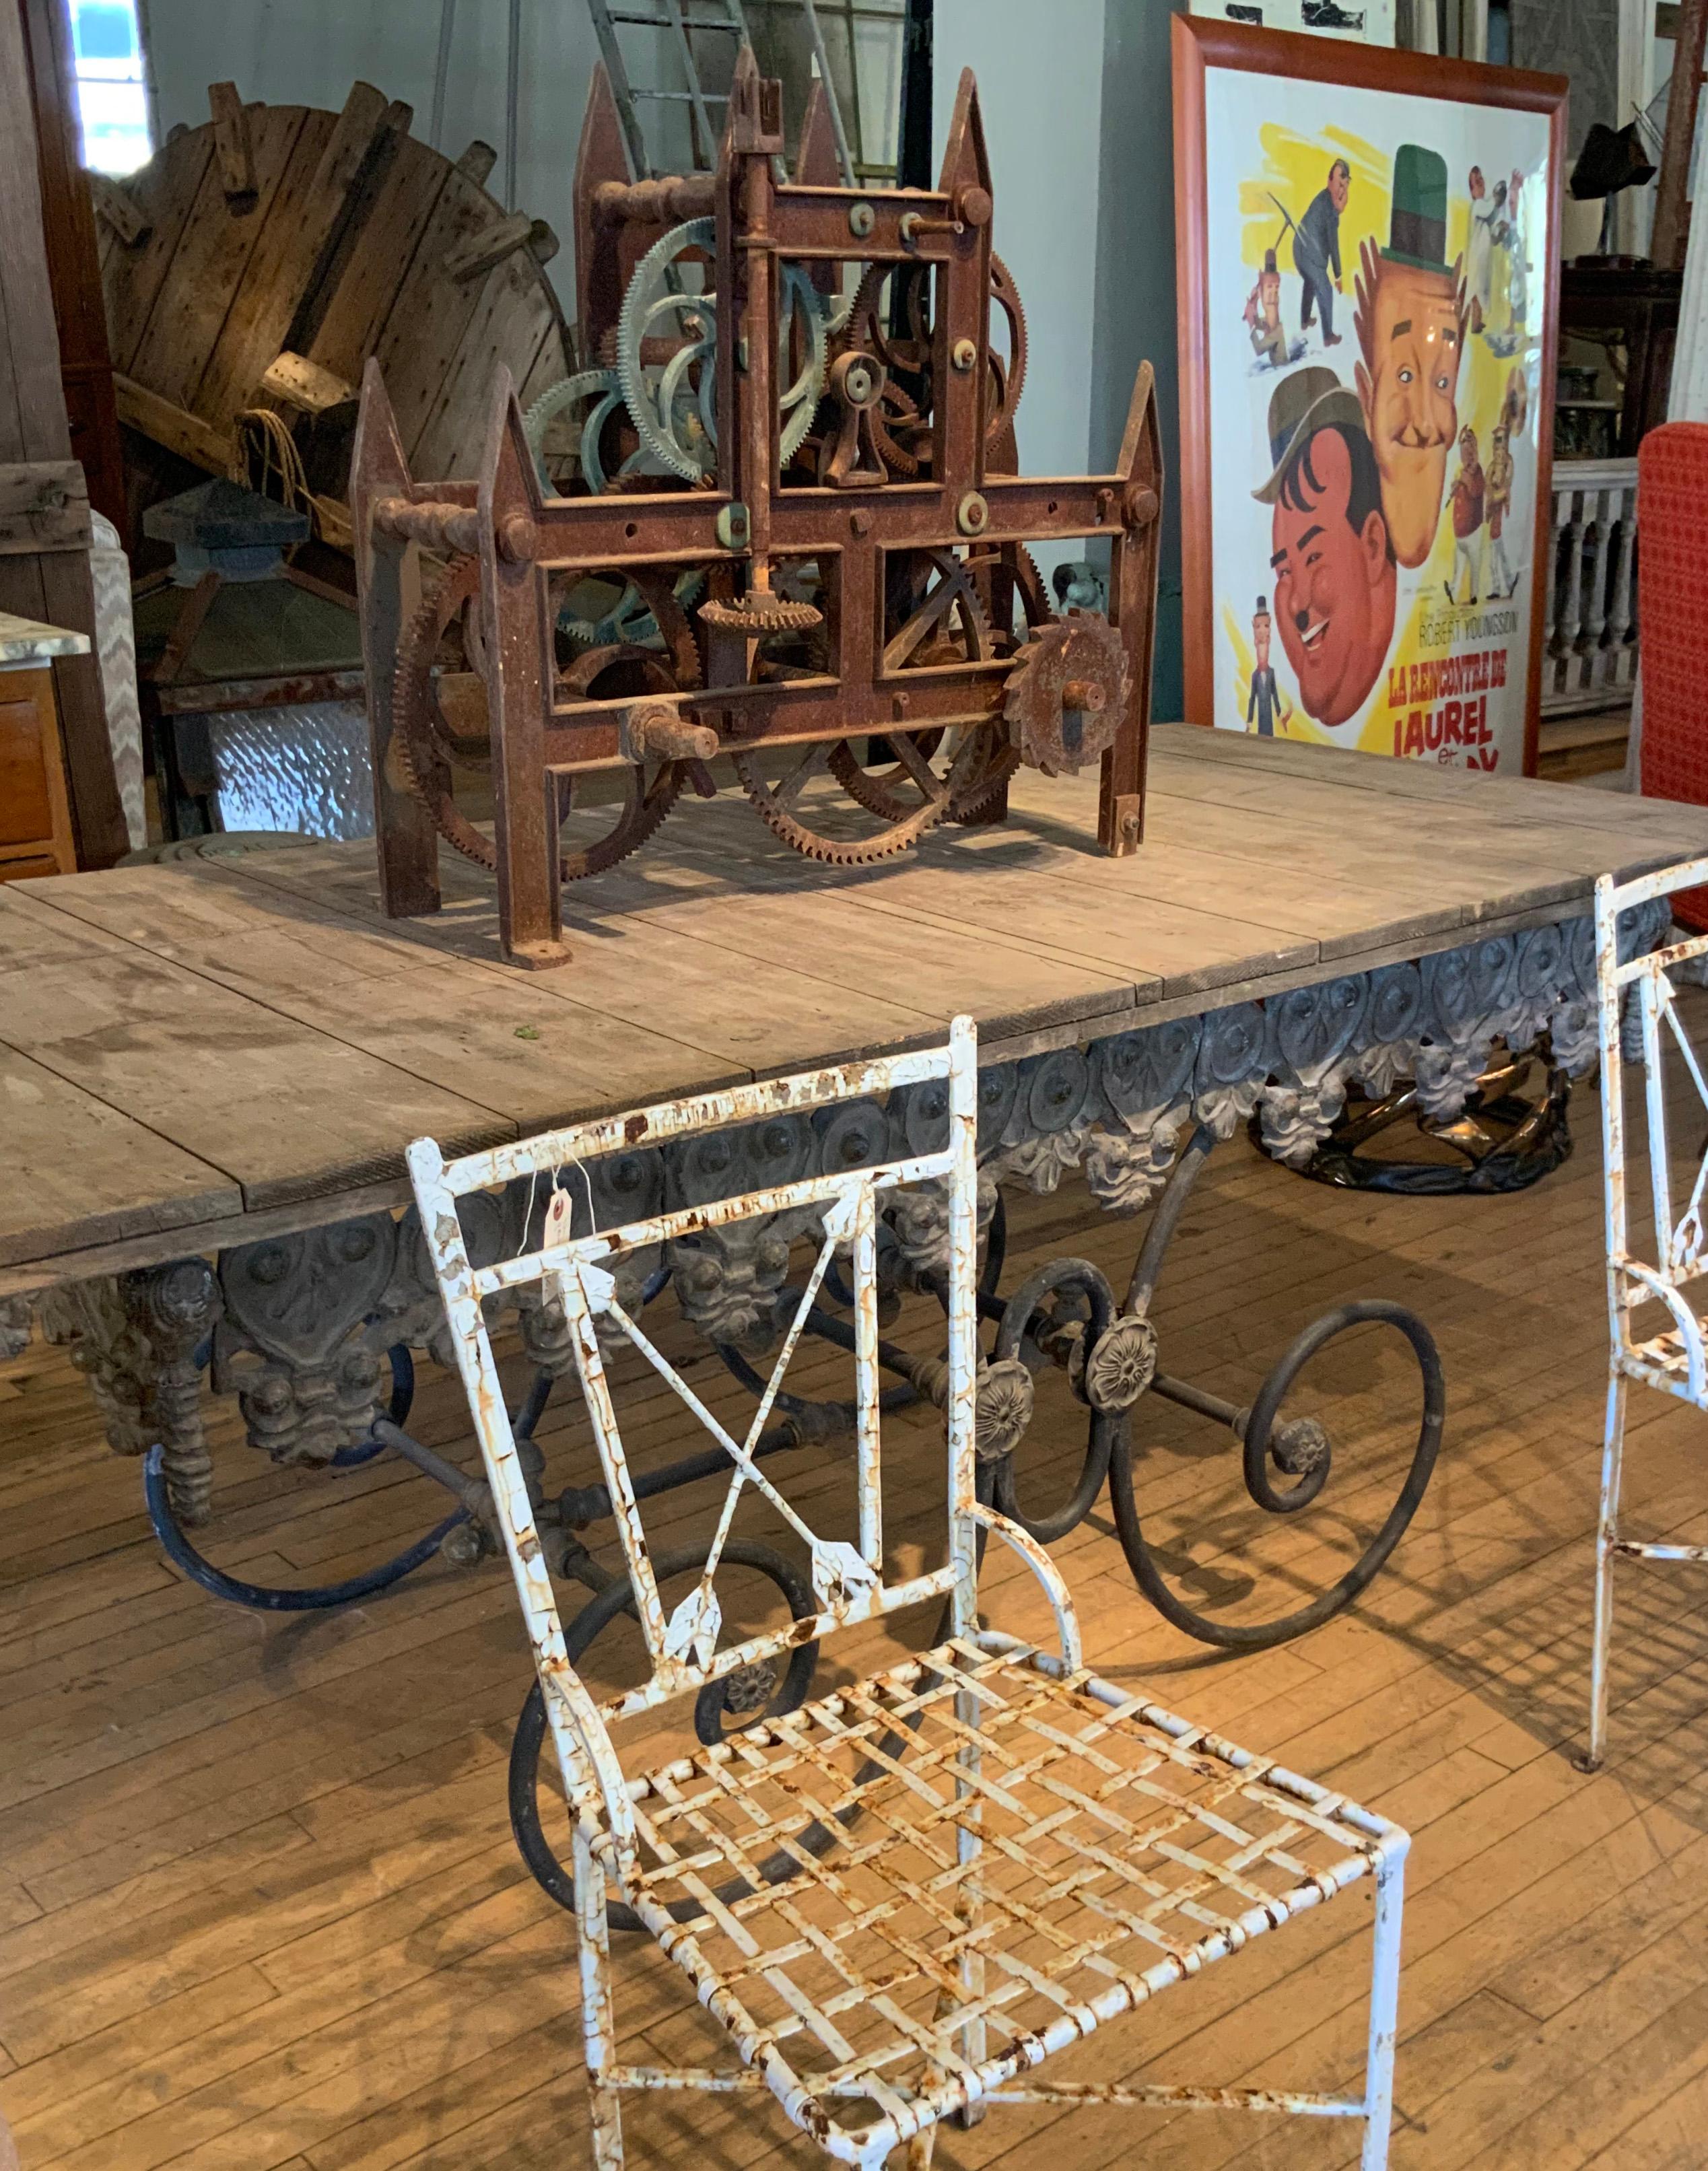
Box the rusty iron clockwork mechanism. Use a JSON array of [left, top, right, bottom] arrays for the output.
[[353, 49, 1163, 969]]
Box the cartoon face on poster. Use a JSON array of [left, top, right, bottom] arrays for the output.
[[1204, 71, 1550, 769]]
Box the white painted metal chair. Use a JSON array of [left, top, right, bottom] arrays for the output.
[[1585, 858, 1708, 1769], [409, 1019, 1409, 2168]]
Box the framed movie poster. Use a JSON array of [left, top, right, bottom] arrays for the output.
[[1173, 18, 1565, 774]]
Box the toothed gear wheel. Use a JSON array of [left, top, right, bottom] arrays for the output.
[[827, 547, 1012, 826], [847, 253, 1027, 456], [986, 253, 1029, 446], [828, 727, 1017, 826], [1004, 611, 1130, 777], [616, 217, 831, 481], [522, 369, 632, 494], [699, 594, 824, 634], [391, 557, 697, 881], [557, 567, 706, 652], [733, 726, 990, 866], [391, 557, 493, 874]]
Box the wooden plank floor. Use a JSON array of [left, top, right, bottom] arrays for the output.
[[6, 1048, 1708, 2169]]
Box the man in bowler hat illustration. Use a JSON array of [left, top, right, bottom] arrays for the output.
[[1255, 365, 1396, 729], [1295, 156, 1351, 346], [1353, 143, 1468, 569], [1246, 595, 1294, 734]]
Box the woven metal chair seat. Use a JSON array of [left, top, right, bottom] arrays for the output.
[[612, 1631, 1393, 2154]]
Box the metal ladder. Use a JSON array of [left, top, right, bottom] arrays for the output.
[[586, 0, 862, 183], [588, 0, 753, 178]]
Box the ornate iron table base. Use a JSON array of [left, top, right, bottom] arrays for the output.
[[22, 899, 1668, 1912], [1295, 1051, 1575, 1196]]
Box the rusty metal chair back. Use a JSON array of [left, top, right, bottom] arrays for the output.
[[408, 1019, 997, 1834], [410, 1019, 1408, 2170], [1583, 858, 1708, 1767]]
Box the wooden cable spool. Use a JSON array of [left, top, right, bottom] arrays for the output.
[[90, 79, 574, 557]]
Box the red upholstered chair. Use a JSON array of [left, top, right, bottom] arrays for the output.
[[1638, 421, 1708, 929]]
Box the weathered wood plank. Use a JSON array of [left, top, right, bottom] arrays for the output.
[[1158, 725, 1708, 848], [0, 462, 90, 557], [127, 104, 311, 417], [605, 882, 1145, 1040], [409, 252, 559, 484], [304, 133, 454, 392], [206, 82, 254, 201], [99, 129, 215, 379], [0, 1045, 240, 1266], [0, 933, 510, 1212], [85, 172, 149, 249], [372, 170, 516, 468], [193, 84, 394, 429]]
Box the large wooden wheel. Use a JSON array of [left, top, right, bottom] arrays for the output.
[[91, 80, 573, 553]]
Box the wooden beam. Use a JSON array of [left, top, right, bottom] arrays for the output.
[[0, 0, 125, 866], [442, 210, 558, 282], [208, 80, 257, 203], [112, 371, 235, 472], [455, 139, 498, 185], [86, 171, 150, 248], [0, 460, 90, 555], [258, 349, 358, 415], [1653, 0, 1708, 268]]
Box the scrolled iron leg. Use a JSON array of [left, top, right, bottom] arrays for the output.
[[141, 1346, 478, 1611], [1577, 1368, 1628, 1774], [986, 1113, 1443, 1649], [1108, 1298, 1444, 1650]]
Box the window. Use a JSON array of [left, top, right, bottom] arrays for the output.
[[71, 0, 151, 175]]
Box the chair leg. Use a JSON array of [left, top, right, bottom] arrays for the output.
[[1359, 1844, 1406, 2170], [575, 1825, 625, 2168], [952, 1681, 987, 2127], [1579, 1370, 1629, 1775]]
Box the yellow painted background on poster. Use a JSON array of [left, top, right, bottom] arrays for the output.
[[1202, 73, 1550, 771]]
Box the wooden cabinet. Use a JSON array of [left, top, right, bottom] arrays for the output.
[[0, 621, 86, 879], [0, 664, 77, 878]]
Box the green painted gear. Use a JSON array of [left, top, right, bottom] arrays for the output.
[[616, 217, 831, 481], [522, 369, 630, 495]]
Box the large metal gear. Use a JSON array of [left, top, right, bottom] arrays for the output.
[[616, 218, 831, 481], [392, 557, 697, 880], [1004, 611, 1130, 777], [699, 592, 824, 635], [846, 252, 1027, 461], [555, 567, 707, 652], [522, 369, 631, 494], [986, 253, 1029, 448], [732, 728, 991, 866], [829, 548, 1011, 826]]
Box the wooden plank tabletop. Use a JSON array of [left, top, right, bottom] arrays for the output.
[[7, 726, 1708, 1295]]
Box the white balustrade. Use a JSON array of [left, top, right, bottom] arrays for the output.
[[1543, 457, 1641, 717]]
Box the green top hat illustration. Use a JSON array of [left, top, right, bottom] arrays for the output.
[[1383, 143, 1451, 273], [1252, 364, 1365, 504]]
